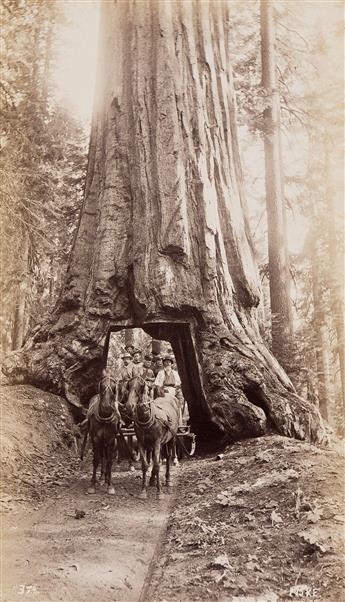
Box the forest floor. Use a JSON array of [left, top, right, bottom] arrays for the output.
[[1, 385, 344, 602]]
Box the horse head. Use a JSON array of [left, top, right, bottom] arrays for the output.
[[120, 376, 149, 423], [98, 370, 120, 422]]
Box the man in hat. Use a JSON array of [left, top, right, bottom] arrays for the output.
[[119, 352, 133, 380], [124, 343, 135, 356], [118, 351, 133, 403], [152, 355, 163, 377], [142, 354, 155, 383], [131, 349, 144, 378]]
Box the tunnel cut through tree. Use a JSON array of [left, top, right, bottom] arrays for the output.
[[104, 324, 217, 442], [3, 0, 326, 445]]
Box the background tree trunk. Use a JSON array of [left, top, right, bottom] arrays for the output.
[[11, 232, 29, 351], [124, 329, 136, 351], [260, 0, 294, 374], [2, 0, 326, 445], [151, 340, 163, 357], [325, 136, 345, 410], [311, 233, 332, 421]]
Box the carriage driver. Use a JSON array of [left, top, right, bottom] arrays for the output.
[[118, 351, 133, 403], [119, 352, 133, 381]]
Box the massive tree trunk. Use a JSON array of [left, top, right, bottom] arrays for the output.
[[260, 0, 294, 374], [2, 0, 326, 444]]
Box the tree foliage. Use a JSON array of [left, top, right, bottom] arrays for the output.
[[0, 0, 87, 352], [229, 0, 344, 430]]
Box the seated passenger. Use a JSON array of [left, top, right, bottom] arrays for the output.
[[142, 354, 155, 383], [132, 349, 144, 377], [152, 354, 163, 377], [154, 355, 181, 396], [124, 343, 135, 356], [154, 355, 190, 426]]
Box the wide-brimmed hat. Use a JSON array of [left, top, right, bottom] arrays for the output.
[[162, 355, 174, 363], [144, 353, 152, 361], [132, 348, 142, 355], [121, 352, 132, 359]]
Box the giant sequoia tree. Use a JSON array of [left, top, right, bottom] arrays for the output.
[[3, 0, 326, 444]]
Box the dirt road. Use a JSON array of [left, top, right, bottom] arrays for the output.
[[2, 469, 174, 602], [1, 386, 344, 602]]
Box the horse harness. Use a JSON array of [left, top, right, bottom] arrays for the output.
[[133, 386, 158, 430], [134, 380, 176, 433], [94, 403, 119, 424], [94, 376, 119, 424], [131, 376, 196, 456]]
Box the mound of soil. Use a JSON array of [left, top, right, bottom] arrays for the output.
[[147, 435, 345, 602], [0, 385, 80, 511], [0, 385, 175, 602]]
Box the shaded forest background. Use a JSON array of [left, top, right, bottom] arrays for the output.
[[0, 0, 343, 431]]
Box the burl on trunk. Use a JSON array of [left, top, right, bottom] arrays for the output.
[[3, 0, 326, 445]]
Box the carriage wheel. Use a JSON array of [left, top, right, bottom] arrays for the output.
[[177, 433, 196, 458]]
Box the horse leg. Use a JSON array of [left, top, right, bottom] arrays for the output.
[[128, 435, 136, 472], [88, 443, 100, 494], [138, 444, 149, 499], [149, 450, 157, 487], [132, 436, 140, 463], [80, 431, 88, 461], [114, 440, 119, 465], [106, 439, 116, 495], [153, 442, 162, 500], [148, 448, 152, 468], [172, 440, 179, 466], [166, 439, 173, 489], [100, 452, 106, 484]]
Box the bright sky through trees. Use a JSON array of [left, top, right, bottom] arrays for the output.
[[53, 1, 100, 125], [52, 0, 343, 258], [53, 1, 343, 125]]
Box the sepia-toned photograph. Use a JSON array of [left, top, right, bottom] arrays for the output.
[[0, 1, 344, 601]]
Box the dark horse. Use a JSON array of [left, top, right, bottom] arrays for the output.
[[125, 377, 180, 499], [81, 370, 121, 495]]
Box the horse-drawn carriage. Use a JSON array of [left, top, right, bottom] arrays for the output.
[[119, 422, 197, 461], [80, 372, 197, 498]]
